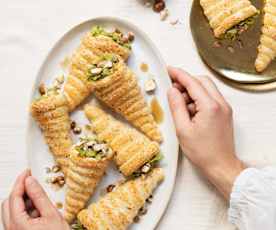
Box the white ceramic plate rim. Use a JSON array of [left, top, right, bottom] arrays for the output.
[[26, 16, 179, 229]]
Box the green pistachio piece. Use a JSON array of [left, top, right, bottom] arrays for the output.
[[149, 153, 164, 165], [91, 25, 106, 37], [71, 221, 87, 230], [102, 68, 111, 77]]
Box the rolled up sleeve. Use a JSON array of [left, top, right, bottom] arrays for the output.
[[228, 167, 276, 230]]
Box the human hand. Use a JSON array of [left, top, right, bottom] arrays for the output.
[[167, 67, 246, 199], [1, 170, 70, 230]]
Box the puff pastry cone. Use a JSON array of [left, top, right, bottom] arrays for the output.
[[200, 0, 258, 37], [87, 54, 162, 143], [64, 136, 114, 223], [64, 26, 131, 111], [30, 91, 72, 175], [78, 168, 165, 230], [255, 0, 276, 72], [85, 105, 160, 177]]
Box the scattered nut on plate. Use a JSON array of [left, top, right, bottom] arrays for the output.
[[133, 215, 140, 223], [127, 32, 135, 42], [170, 19, 179, 25], [153, 0, 166, 13], [70, 121, 76, 130], [106, 184, 116, 193], [90, 67, 103, 75], [38, 83, 46, 95], [52, 165, 61, 173], [141, 163, 151, 173], [73, 126, 82, 135], [138, 206, 148, 215], [145, 79, 157, 92], [160, 9, 169, 21]]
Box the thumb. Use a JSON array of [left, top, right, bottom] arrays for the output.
[[167, 87, 191, 135], [24, 176, 58, 217]]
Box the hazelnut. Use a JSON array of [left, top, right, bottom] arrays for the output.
[[170, 19, 179, 25], [139, 206, 148, 215], [127, 32, 135, 42], [141, 163, 151, 173], [114, 28, 122, 34], [93, 143, 106, 152], [38, 83, 46, 95], [145, 79, 157, 92], [160, 9, 169, 21], [58, 179, 65, 187], [122, 35, 129, 44], [52, 165, 61, 173], [133, 215, 140, 223], [146, 194, 153, 203], [73, 126, 82, 135], [70, 121, 76, 130], [90, 67, 103, 75], [56, 176, 65, 187], [104, 61, 113, 68], [106, 184, 116, 193], [153, 1, 165, 13]]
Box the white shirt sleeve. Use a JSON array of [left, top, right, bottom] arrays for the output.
[[228, 167, 276, 230]]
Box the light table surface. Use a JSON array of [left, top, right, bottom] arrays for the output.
[[1, 0, 275, 229]]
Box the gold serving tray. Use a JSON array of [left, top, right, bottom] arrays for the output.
[[190, 0, 276, 87]]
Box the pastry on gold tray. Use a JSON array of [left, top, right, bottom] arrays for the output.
[[78, 168, 164, 230], [255, 0, 276, 72], [87, 54, 162, 143], [30, 90, 72, 175], [200, 0, 258, 37], [85, 105, 160, 177], [64, 26, 132, 111], [64, 136, 113, 223]]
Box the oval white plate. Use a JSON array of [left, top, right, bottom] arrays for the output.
[[26, 17, 178, 230]]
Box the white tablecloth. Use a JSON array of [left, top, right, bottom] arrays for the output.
[[1, 0, 276, 229]]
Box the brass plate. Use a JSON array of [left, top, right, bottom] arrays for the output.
[[190, 0, 276, 85], [217, 73, 276, 92]]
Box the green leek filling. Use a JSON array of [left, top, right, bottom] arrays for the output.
[[91, 25, 131, 49], [75, 137, 111, 160], [130, 153, 164, 178], [71, 220, 87, 230], [87, 54, 119, 81], [223, 13, 259, 41]]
